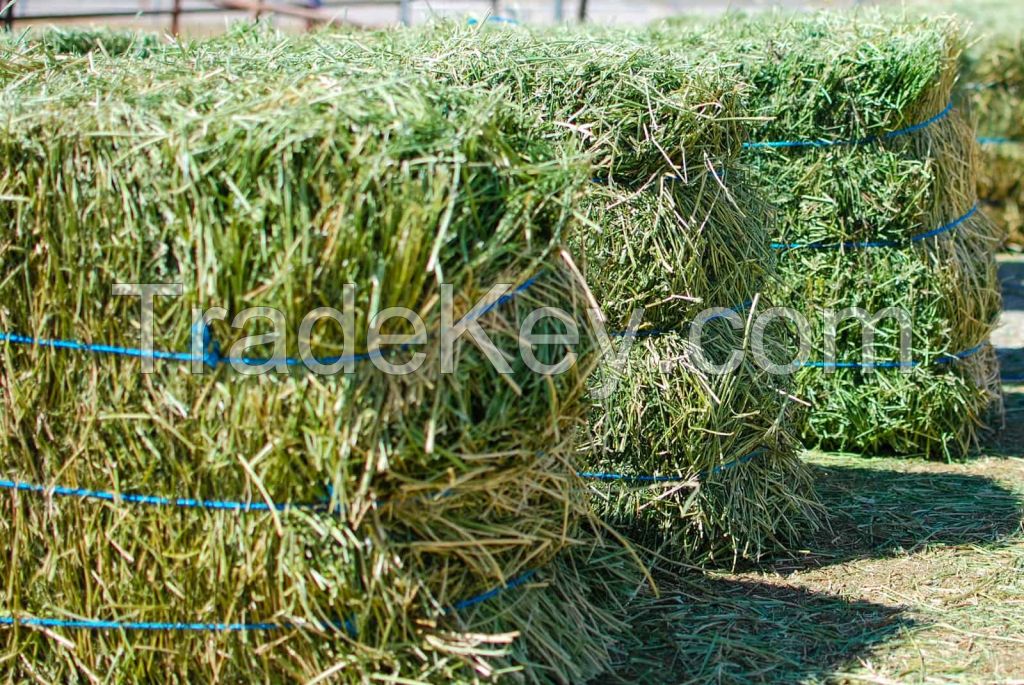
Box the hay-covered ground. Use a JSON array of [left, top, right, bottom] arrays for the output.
[[600, 258, 1024, 683], [604, 454, 1024, 683]]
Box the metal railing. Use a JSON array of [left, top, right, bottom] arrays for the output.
[[0, 0, 501, 31]]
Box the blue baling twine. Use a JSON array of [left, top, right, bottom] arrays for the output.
[[0, 274, 540, 370], [467, 15, 519, 26], [978, 136, 1019, 145], [0, 333, 198, 363], [743, 100, 954, 150], [0, 615, 356, 634], [794, 340, 988, 370], [771, 203, 978, 250], [0, 478, 327, 512], [577, 447, 765, 484], [0, 570, 536, 632], [447, 569, 536, 612], [464, 273, 540, 320]]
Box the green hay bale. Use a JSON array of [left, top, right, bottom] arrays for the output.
[[0, 30, 624, 682], [35, 27, 160, 57], [328, 24, 821, 563], [967, 34, 1024, 247], [907, 0, 1024, 246], [580, 323, 818, 564], [571, 165, 819, 563], [647, 11, 1004, 458]]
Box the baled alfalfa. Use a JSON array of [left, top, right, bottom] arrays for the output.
[[900, 0, 1024, 247], [964, 19, 1024, 247], [0, 30, 621, 682], [648, 12, 1004, 458], [335, 24, 821, 563], [35, 27, 159, 56], [573, 170, 818, 563]]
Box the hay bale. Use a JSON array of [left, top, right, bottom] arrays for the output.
[[36, 27, 159, 57], [978, 140, 1024, 247], [960, 5, 1024, 247], [0, 30, 627, 682], [899, 0, 1024, 247], [327, 24, 821, 563], [648, 11, 1004, 458]]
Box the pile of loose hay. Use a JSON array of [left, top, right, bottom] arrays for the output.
[[0, 29, 638, 682], [330, 24, 822, 564], [649, 11, 1004, 458]]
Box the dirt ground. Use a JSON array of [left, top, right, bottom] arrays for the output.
[[603, 256, 1024, 684]]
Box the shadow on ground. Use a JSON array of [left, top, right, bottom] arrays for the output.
[[773, 461, 1023, 572], [997, 258, 1024, 378], [999, 258, 1024, 311], [599, 461, 1022, 683], [599, 574, 909, 684], [991, 385, 1024, 457]]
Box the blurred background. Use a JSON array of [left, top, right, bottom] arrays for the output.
[[0, 0, 864, 35]]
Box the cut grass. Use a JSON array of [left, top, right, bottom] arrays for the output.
[[601, 449, 1024, 683]]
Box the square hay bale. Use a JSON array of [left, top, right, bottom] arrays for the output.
[[331, 24, 822, 564], [897, 0, 1024, 247], [0, 29, 632, 682], [648, 11, 1004, 458], [961, 10, 1024, 247]]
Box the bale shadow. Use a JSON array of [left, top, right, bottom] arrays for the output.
[[990, 385, 1024, 457], [996, 258, 1024, 377], [773, 463, 1024, 572], [596, 463, 1022, 683], [599, 574, 910, 684], [998, 257, 1024, 313]]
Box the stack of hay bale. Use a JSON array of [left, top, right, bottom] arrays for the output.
[[649, 11, 1004, 458], [901, 0, 1024, 248], [0, 30, 633, 682], [340, 25, 822, 564], [960, 4, 1024, 247]]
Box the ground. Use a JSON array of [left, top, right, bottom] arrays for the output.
[[602, 256, 1024, 684]]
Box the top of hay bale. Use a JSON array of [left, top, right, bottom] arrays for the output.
[[325, 22, 751, 187], [651, 10, 965, 140], [310, 23, 776, 329]]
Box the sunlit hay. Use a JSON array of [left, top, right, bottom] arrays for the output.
[[0, 30, 620, 681], [335, 23, 821, 564], [578, 175, 773, 333], [578, 316, 818, 566], [648, 11, 1004, 458], [910, 0, 1024, 246], [966, 34, 1024, 246]]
